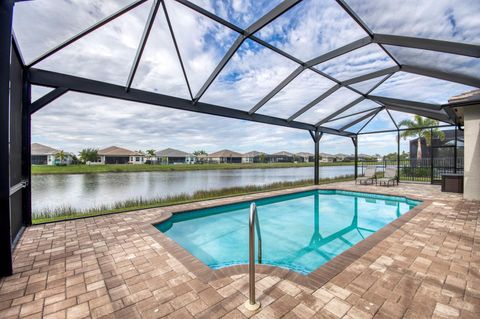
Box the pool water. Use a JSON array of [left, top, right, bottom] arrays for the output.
[[156, 190, 420, 274]]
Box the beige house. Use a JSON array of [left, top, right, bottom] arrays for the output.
[[319, 152, 335, 163], [97, 146, 144, 164], [31, 143, 72, 165], [208, 149, 243, 163], [295, 152, 314, 162], [270, 151, 294, 162], [242, 151, 266, 163], [156, 148, 196, 164]]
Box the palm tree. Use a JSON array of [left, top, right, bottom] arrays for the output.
[[145, 149, 156, 162], [398, 115, 445, 160], [54, 150, 66, 165], [79, 148, 98, 163]]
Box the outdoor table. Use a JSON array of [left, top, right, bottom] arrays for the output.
[[441, 174, 464, 193]]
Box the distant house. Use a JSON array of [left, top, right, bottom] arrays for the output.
[[98, 146, 144, 164], [319, 153, 335, 163], [31, 143, 72, 165], [333, 153, 348, 161], [242, 151, 266, 163], [270, 151, 294, 163], [156, 148, 196, 164], [208, 149, 243, 163], [295, 152, 314, 163]]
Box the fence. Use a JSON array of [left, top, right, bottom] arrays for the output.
[[358, 158, 464, 183]]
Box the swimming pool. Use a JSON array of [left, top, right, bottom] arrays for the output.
[[156, 190, 420, 274]]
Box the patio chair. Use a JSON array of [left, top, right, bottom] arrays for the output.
[[356, 166, 377, 185], [377, 167, 398, 187]]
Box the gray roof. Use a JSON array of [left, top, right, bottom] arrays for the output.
[[448, 89, 480, 103], [31, 143, 60, 155], [296, 152, 314, 157], [156, 148, 192, 157], [272, 151, 294, 157], [209, 149, 243, 158], [242, 151, 266, 157], [98, 146, 143, 156]]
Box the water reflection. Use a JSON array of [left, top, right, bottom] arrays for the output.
[[32, 166, 354, 214]]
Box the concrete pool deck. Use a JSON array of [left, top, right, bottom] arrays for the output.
[[0, 182, 479, 318]]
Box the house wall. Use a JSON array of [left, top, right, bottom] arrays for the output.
[[104, 156, 129, 164], [463, 107, 480, 201], [129, 156, 144, 164], [220, 157, 241, 163], [271, 155, 294, 163], [31, 155, 48, 165], [242, 157, 253, 163]]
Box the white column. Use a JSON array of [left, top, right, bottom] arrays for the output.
[[463, 107, 480, 201]]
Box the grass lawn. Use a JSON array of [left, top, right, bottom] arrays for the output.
[[31, 161, 356, 175]]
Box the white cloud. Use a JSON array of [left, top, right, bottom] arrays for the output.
[[14, 0, 473, 157], [371, 72, 475, 104], [345, 0, 480, 43]]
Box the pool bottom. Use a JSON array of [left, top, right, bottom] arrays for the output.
[[156, 189, 422, 275]]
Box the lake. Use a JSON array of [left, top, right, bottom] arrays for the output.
[[32, 165, 354, 215]]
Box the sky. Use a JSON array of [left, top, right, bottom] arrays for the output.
[[12, 0, 480, 155]]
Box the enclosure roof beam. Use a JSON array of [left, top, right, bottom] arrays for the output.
[[28, 68, 350, 136], [248, 66, 304, 114], [193, 0, 302, 102], [401, 65, 480, 88], [193, 35, 244, 102], [339, 108, 381, 132], [342, 66, 399, 86], [334, 0, 373, 35], [357, 107, 383, 134], [324, 105, 380, 123], [385, 108, 399, 129], [334, 0, 401, 67], [357, 124, 453, 135], [304, 36, 371, 67], [385, 105, 452, 124], [368, 95, 442, 111], [372, 34, 480, 58], [174, 0, 244, 33], [315, 97, 364, 126], [162, 0, 194, 100], [12, 32, 25, 67], [288, 84, 340, 122], [175, 0, 369, 104], [30, 87, 69, 115], [248, 36, 372, 115], [244, 0, 302, 35], [125, 0, 161, 92], [26, 0, 148, 68]]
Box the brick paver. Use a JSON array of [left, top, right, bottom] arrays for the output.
[[0, 182, 478, 318]]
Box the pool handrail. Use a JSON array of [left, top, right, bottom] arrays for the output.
[[246, 202, 261, 311]]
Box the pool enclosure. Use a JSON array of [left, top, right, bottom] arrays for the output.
[[1, 0, 479, 276]]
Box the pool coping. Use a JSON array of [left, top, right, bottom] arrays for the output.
[[144, 185, 431, 289]]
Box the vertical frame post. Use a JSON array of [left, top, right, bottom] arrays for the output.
[[22, 77, 32, 226], [314, 134, 319, 185], [0, 0, 14, 276], [454, 126, 457, 174], [430, 128, 434, 184], [351, 135, 358, 179], [397, 130, 400, 184], [310, 130, 323, 185]]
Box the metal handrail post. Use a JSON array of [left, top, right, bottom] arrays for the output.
[[245, 203, 261, 311]]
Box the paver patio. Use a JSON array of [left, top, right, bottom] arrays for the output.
[[0, 181, 479, 319]]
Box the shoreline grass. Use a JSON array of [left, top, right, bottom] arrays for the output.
[[32, 175, 354, 224], [31, 162, 356, 175]]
